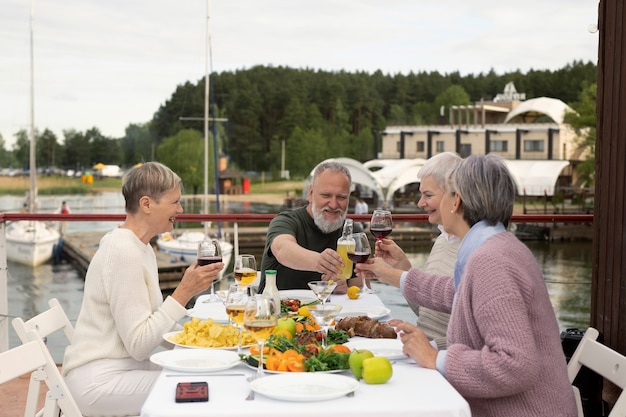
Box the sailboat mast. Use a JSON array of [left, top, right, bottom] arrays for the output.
[[203, 0, 210, 236], [28, 0, 37, 213]]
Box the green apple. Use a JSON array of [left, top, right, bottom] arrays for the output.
[[348, 349, 375, 379], [274, 317, 297, 337], [362, 356, 393, 384]]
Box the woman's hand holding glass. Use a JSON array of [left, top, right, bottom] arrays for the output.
[[354, 256, 404, 289], [374, 238, 412, 270]]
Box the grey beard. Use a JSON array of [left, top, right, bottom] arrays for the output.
[[312, 207, 345, 234]]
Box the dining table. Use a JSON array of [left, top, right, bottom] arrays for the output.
[[140, 289, 471, 417]]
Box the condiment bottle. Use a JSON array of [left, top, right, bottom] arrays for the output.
[[262, 270, 281, 312]]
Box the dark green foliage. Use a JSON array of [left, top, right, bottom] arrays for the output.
[[150, 61, 596, 179], [1, 61, 597, 186]]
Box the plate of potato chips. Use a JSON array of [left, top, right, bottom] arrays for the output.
[[163, 317, 256, 349]]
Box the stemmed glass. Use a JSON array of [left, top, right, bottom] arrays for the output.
[[197, 239, 223, 303], [243, 295, 278, 379], [348, 232, 373, 293], [370, 210, 393, 241], [224, 284, 248, 355], [307, 305, 342, 349], [307, 280, 337, 305], [234, 254, 257, 290]]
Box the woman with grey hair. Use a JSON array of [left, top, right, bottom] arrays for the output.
[[63, 162, 224, 416], [374, 152, 461, 349], [356, 154, 576, 416]]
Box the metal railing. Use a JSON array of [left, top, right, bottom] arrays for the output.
[[0, 212, 594, 352]]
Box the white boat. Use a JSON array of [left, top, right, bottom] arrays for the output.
[[6, 1, 60, 267], [156, 231, 233, 278], [6, 221, 60, 267]]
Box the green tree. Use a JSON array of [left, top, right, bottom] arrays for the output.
[[122, 123, 154, 166], [12, 130, 30, 170], [564, 82, 597, 187], [36, 128, 62, 170], [62, 129, 92, 172], [156, 129, 207, 195]]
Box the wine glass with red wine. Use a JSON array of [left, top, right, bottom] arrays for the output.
[[370, 210, 393, 241], [197, 239, 223, 302], [348, 232, 373, 293]]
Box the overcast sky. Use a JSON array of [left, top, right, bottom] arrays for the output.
[[1, 0, 599, 147]]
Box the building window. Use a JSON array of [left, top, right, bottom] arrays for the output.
[[524, 140, 544, 152], [416, 141, 425, 152], [460, 144, 472, 158], [490, 141, 508, 152], [436, 141, 445, 152]]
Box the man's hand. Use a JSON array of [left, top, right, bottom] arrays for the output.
[[314, 248, 344, 277]]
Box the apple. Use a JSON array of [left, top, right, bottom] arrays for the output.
[[348, 349, 375, 379], [274, 317, 297, 337], [362, 357, 393, 384]]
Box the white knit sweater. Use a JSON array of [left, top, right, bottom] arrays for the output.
[[63, 227, 187, 376]]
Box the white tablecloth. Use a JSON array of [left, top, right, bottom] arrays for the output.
[[141, 290, 471, 417]]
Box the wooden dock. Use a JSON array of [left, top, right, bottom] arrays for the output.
[[60, 231, 190, 290], [59, 226, 439, 290]]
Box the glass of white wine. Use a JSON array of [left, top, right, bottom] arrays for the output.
[[234, 254, 257, 290], [243, 295, 278, 379], [224, 284, 248, 355]]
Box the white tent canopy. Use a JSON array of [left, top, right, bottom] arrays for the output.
[[502, 160, 570, 196], [504, 97, 575, 124], [303, 157, 570, 207]]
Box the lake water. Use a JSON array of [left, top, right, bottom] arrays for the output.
[[2, 193, 593, 363]]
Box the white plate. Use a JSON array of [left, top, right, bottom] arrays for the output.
[[336, 305, 391, 320], [344, 338, 405, 360], [278, 290, 318, 303], [162, 331, 253, 350], [150, 349, 240, 373], [250, 373, 359, 401]]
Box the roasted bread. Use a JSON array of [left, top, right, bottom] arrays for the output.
[[335, 316, 397, 339]]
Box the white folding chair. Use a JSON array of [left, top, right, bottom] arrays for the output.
[[0, 332, 82, 417], [12, 298, 74, 345], [12, 298, 75, 417], [568, 327, 626, 417]]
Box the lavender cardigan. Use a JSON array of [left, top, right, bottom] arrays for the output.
[[403, 232, 577, 417]]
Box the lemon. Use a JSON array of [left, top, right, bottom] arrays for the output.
[[347, 285, 361, 299], [298, 306, 310, 317]]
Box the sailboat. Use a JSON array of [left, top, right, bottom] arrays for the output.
[[156, 0, 233, 275], [6, 0, 61, 267]]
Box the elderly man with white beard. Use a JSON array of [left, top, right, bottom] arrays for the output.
[[258, 161, 363, 294]]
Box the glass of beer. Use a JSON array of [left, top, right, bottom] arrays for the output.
[[234, 254, 257, 289]]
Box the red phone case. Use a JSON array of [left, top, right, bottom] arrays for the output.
[[175, 382, 209, 403]]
